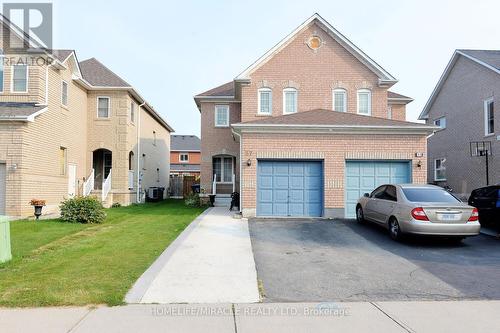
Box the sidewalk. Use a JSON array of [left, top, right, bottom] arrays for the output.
[[1, 301, 500, 333], [125, 207, 260, 303]]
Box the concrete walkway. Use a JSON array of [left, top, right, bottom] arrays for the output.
[[125, 207, 260, 304], [2, 301, 500, 332]]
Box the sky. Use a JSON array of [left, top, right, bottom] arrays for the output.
[[42, 0, 500, 136]]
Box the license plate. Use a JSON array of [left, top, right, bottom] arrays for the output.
[[439, 213, 460, 221]]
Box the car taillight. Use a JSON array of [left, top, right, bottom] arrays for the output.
[[411, 207, 429, 221], [467, 208, 479, 222]]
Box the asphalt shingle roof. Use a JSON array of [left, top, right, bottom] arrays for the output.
[[459, 49, 500, 71], [0, 102, 46, 119], [237, 109, 430, 127], [387, 91, 412, 100], [51, 49, 73, 62], [171, 135, 201, 151], [79, 58, 131, 87], [196, 81, 234, 97]]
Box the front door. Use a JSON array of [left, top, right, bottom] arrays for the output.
[[67, 164, 77, 198]]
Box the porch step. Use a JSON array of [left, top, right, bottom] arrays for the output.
[[214, 196, 231, 207]]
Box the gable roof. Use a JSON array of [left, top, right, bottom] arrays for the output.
[[388, 91, 413, 104], [419, 49, 500, 120], [235, 13, 397, 85], [79, 58, 131, 87], [171, 135, 201, 151], [196, 81, 234, 97], [51, 49, 74, 63]]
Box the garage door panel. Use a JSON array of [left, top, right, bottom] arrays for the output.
[[257, 161, 323, 217], [345, 161, 410, 218]]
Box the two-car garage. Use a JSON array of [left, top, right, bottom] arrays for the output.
[[256, 160, 411, 218]]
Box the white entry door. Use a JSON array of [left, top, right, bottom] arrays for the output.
[[68, 164, 77, 198]]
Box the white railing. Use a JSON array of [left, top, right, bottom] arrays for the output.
[[102, 169, 112, 202], [128, 170, 134, 189], [232, 173, 236, 193], [83, 169, 95, 196], [212, 174, 217, 195]]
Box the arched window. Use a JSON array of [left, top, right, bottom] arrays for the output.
[[357, 89, 371, 115], [129, 151, 134, 170], [283, 87, 298, 114], [333, 88, 347, 112], [258, 87, 272, 115]]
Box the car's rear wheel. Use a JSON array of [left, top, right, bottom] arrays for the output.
[[356, 206, 365, 223], [389, 217, 403, 241]]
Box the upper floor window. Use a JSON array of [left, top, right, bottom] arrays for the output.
[[333, 89, 347, 112], [0, 55, 4, 93], [484, 98, 494, 136], [434, 116, 446, 130], [215, 105, 229, 127], [434, 158, 446, 181], [97, 97, 110, 118], [283, 88, 297, 114], [179, 153, 189, 162], [387, 106, 392, 119], [258, 88, 272, 115], [130, 102, 135, 123], [61, 81, 68, 106], [12, 64, 28, 93], [357, 89, 371, 115]]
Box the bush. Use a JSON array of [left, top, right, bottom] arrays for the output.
[[111, 202, 122, 208], [184, 193, 201, 207], [60, 196, 106, 224]]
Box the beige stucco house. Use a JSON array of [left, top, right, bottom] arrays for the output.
[[0, 32, 173, 217], [195, 13, 436, 218]]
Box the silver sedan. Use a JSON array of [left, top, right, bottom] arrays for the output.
[[356, 184, 481, 241]]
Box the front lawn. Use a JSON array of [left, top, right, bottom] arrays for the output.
[[0, 200, 205, 307]]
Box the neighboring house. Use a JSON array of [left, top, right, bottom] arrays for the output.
[[170, 135, 201, 177], [194, 13, 435, 218], [419, 50, 500, 198], [0, 24, 173, 217]]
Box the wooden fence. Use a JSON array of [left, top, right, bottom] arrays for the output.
[[169, 175, 198, 199]]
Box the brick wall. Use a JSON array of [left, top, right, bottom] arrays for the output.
[[171, 151, 201, 164]]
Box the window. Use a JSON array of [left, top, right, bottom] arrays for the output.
[[402, 188, 459, 203], [0, 54, 4, 92], [180, 153, 189, 162], [258, 88, 272, 115], [130, 102, 135, 123], [387, 106, 392, 119], [381, 185, 397, 202], [434, 117, 446, 129], [434, 158, 446, 181], [213, 156, 233, 183], [61, 81, 68, 106], [371, 185, 387, 199], [283, 88, 298, 114], [357, 89, 371, 115], [97, 97, 110, 118], [59, 147, 67, 175], [12, 64, 28, 92], [215, 105, 229, 127], [333, 89, 347, 112], [484, 99, 494, 135]]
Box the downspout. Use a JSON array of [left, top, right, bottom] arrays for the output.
[[231, 127, 243, 214], [137, 102, 146, 203]]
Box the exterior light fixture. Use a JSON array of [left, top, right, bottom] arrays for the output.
[[246, 159, 252, 166]]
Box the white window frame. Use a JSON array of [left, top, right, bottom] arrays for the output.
[[332, 88, 347, 112], [11, 64, 28, 93], [434, 158, 446, 181], [179, 153, 189, 162], [214, 105, 230, 127], [357, 89, 371, 115], [283, 87, 298, 114], [484, 98, 494, 136], [257, 87, 272, 115], [61, 80, 68, 107], [96, 96, 110, 119], [213, 156, 234, 184], [434, 116, 446, 130]]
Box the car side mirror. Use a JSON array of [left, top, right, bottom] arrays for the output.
[[364, 193, 370, 198]]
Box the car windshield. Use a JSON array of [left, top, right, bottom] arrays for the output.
[[402, 188, 460, 203]]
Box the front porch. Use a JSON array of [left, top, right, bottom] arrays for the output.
[[211, 155, 237, 196]]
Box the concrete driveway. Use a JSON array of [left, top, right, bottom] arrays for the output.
[[249, 218, 500, 302]]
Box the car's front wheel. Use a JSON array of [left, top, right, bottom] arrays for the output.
[[356, 206, 365, 223], [388, 217, 403, 241]]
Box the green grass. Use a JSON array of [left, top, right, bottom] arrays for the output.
[[0, 200, 206, 307]]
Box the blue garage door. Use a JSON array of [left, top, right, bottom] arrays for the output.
[[345, 161, 411, 218], [257, 161, 323, 217]]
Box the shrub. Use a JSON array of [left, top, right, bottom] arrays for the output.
[[60, 196, 106, 224], [111, 202, 122, 208], [185, 193, 201, 207]]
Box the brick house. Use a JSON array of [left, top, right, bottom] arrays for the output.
[[0, 22, 173, 217], [419, 50, 500, 198], [170, 135, 201, 177], [195, 13, 435, 218]]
